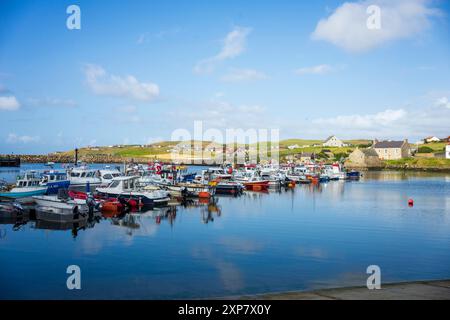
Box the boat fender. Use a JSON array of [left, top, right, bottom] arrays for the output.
[[408, 199, 414, 206]]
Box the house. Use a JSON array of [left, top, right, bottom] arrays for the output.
[[287, 144, 300, 150], [373, 139, 410, 160], [446, 145, 450, 159], [323, 135, 346, 147], [424, 136, 440, 143], [346, 148, 382, 167], [296, 152, 316, 162]]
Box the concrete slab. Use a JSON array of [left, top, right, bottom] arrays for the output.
[[246, 280, 450, 300]]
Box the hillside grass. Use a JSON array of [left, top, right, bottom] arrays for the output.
[[385, 157, 450, 168]]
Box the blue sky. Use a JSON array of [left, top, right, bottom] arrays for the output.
[[0, 0, 449, 154]]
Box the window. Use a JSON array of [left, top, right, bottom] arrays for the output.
[[109, 180, 120, 188], [103, 174, 113, 180]]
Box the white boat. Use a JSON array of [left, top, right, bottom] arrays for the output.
[[35, 206, 89, 223], [96, 176, 170, 206], [32, 194, 88, 211], [99, 166, 123, 185], [0, 171, 47, 201], [67, 165, 102, 188]]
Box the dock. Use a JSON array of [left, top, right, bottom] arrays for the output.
[[240, 279, 450, 300], [0, 156, 20, 167]]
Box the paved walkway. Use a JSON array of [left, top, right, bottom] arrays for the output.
[[242, 280, 450, 300]]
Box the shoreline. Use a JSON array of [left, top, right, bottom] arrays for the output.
[[236, 279, 450, 300], [2, 154, 450, 172]]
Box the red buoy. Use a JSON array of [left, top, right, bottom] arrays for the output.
[[408, 199, 414, 206]]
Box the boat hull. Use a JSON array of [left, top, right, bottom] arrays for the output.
[[96, 191, 169, 207], [44, 180, 71, 195], [0, 188, 47, 200]]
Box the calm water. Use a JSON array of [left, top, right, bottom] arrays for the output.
[[1, 164, 449, 299]]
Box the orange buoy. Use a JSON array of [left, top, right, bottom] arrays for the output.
[[408, 199, 414, 206], [102, 201, 122, 213], [198, 191, 211, 199]]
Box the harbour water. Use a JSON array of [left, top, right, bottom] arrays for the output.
[[0, 164, 449, 299]]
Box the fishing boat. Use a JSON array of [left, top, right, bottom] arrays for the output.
[[166, 183, 214, 198], [346, 170, 361, 180], [67, 165, 102, 189], [33, 194, 87, 211], [243, 176, 270, 191], [40, 171, 70, 195], [99, 166, 123, 185], [96, 176, 170, 206], [0, 171, 47, 201], [35, 206, 89, 223], [213, 181, 244, 195]]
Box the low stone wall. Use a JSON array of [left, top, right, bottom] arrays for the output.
[[0, 154, 149, 164]]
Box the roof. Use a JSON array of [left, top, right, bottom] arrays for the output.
[[360, 148, 379, 157], [324, 135, 337, 142], [373, 140, 405, 149]]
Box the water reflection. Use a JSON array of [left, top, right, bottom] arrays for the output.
[[0, 170, 449, 299]]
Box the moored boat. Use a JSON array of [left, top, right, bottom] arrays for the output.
[[96, 176, 170, 206], [0, 171, 47, 201], [40, 171, 70, 195]]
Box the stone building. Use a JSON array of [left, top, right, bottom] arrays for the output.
[[373, 140, 410, 160], [346, 148, 382, 167]]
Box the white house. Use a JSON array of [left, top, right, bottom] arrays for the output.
[[287, 144, 299, 150], [424, 136, 440, 143], [323, 135, 346, 147], [446, 145, 450, 159]]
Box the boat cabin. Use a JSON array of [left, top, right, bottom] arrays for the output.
[[41, 172, 68, 184], [16, 172, 41, 188]]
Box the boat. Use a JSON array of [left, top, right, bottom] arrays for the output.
[[0, 201, 24, 214], [45, 161, 55, 167], [99, 166, 123, 185], [165, 183, 214, 198], [0, 171, 47, 201], [346, 170, 361, 180], [33, 194, 87, 211], [196, 167, 232, 181], [213, 181, 244, 195], [40, 171, 70, 195], [96, 176, 170, 206], [67, 165, 102, 189], [243, 176, 270, 191], [35, 206, 89, 223]]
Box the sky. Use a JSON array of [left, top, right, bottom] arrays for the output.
[[0, 0, 449, 154]]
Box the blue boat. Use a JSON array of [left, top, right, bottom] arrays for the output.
[[346, 170, 361, 180], [0, 171, 47, 201], [40, 172, 70, 195]]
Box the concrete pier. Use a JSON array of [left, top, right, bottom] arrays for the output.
[[241, 280, 450, 300]]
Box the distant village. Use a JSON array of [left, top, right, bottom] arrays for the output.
[[284, 135, 450, 168]]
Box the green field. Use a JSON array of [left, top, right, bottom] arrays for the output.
[[385, 157, 450, 169]]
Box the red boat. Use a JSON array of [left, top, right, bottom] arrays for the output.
[[243, 179, 270, 191]]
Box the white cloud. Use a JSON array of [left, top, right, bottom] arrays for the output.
[[221, 68, 268, 82], [295, 64, 334, 75], [194, 26, 252, 74], [305, 105, 449, 139], [311, 0, 441, 53], [0, 96, 20, 111], [6, 133, 40, 144], [313, 109, 407, 129], [27, 97, 77, 108], [84, 64, 160, 101], [436, 97, 450, 109]]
